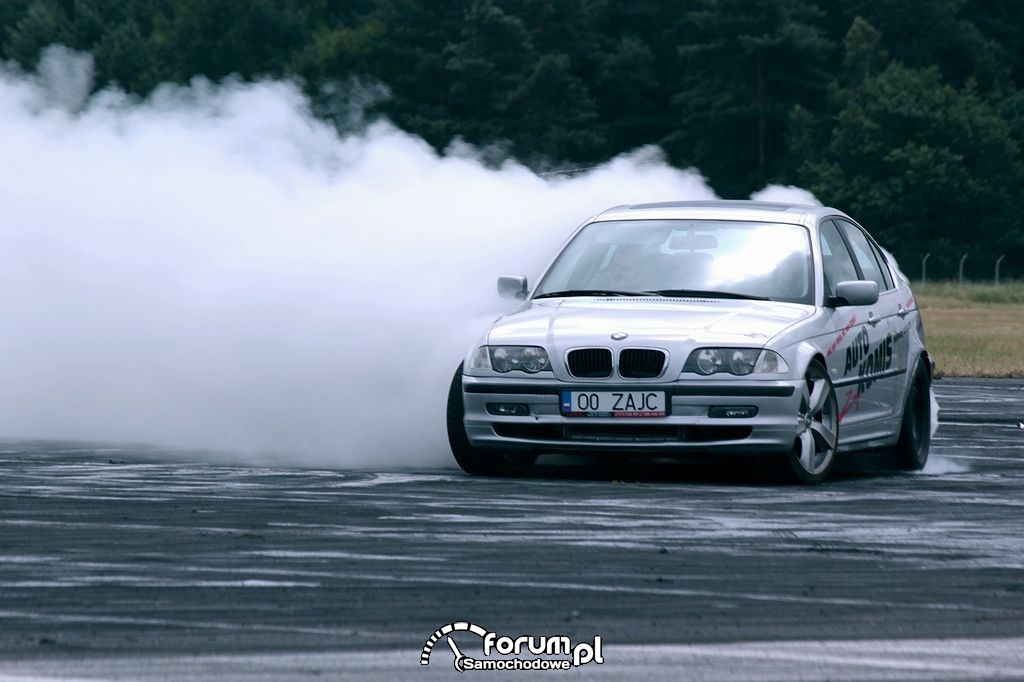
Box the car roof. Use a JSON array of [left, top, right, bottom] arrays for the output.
[[592, 200, 841, 226]]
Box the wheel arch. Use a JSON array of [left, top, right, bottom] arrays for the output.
[[809, 352, 828, 373], [920, 350, 935, 379], [791, 340, 829, 379], [900, 349, 933, 415]]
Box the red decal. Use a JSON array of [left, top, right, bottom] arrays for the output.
[[839, 390, 861, 423], [826, 315, 858, 357]]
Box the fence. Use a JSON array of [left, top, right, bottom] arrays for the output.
[[915, 253, 1016, 285]]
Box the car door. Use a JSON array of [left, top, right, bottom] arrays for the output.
[[818, 219, 894, 428], [835, 219, 905, 418], [865, 230, 915, 390]]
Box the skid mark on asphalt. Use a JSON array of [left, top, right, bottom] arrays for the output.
[[0, 378, 1022, 670]]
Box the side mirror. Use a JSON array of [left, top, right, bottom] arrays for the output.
[[497, 275, 529, 300], [829, 280, 879, 307]]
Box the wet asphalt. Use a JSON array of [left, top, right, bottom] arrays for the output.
[[0, 377, 1022, 680]]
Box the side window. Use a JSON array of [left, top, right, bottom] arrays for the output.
[[867, 240, 895, 290], [819, 220, 859, 297], [838, 220, 890, 291]]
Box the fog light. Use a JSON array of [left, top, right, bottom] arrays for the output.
[[708, 406, 758, 419], [487, 403, 530, 416]]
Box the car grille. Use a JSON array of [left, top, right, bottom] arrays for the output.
[[567, 348, 612, 378], [619, 349, 666, 378]]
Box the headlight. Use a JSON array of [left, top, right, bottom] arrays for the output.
[[694, 348, 725, 375], [752, 349, 789, 374], [471, 346, 551, 374], [683, 348, 789, 376]]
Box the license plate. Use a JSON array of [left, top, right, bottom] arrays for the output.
[[561, 390, 667, 417]]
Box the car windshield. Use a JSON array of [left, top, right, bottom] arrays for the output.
[[534, 219, 813, 304]]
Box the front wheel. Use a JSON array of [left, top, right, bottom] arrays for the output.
[[894, 357, 931, 470], [446, 363, 537, 476], [779, 360, 839, 485]]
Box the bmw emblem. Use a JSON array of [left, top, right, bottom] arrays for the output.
[[610, 332, 629, 341]]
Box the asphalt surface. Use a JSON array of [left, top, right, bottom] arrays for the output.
[[0, 377, 1022, 680]]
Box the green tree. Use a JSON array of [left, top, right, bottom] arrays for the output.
[[0, 0, 33, 59], [5, 0, 73, 66], [333, 0, 469, 147], [801, 60, 1024, 272], [443, 1, 535, 148], [838, 0, 993, 86], [593, 34, 664, 154], [2, 0, 1023, 277], [667, 0, 834, 196], [91, 18, 159, 93], [153, 0, 312, 81], [965, 2, 1024, 88], [505, 53, 602, 164], [841, 15, 887, 86]]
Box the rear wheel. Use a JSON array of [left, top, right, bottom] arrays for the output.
[[446, 363, 537, 476], [780, 360, 838, 485], [894, 357, 931, 470]]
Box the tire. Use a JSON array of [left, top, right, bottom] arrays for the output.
[[894, 356, 931, 471], [446, 363, 537, 476], [780, 359, 839, 485]]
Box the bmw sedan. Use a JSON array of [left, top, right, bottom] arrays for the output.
[[447, 200, 932, 484]]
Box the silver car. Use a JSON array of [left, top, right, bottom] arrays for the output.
[[447, 200, 932, 483]]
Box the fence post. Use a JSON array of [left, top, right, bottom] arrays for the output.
[[959, 254, 969, 286], [921, 253, 931, 284], [996, 254, 1006, 286]]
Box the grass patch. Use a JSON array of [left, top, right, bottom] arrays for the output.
[[916, 281, 1024, 377], [914, 280, 1024, 305]]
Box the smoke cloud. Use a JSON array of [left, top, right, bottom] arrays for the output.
[[1, 47, 822, 468]]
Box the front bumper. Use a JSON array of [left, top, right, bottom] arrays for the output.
[[463, 376, 805, 456]]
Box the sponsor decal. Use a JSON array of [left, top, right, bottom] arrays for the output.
[[838, 325, 909, 421], [839, 389, 861, 423], [854, 335, 893, 394], [421, 622, 604, 673], [844, 329, 898, 394], [842, 328, 871, 376], [826, 315, 857, 357]]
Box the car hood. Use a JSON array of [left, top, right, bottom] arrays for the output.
[[488, 297, 812, 348]]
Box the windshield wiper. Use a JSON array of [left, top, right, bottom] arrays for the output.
[[645, 289, 770, 301], [533, 289, 652, 299]]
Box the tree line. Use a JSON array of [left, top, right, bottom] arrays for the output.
[[4, 0, 1022, 279]]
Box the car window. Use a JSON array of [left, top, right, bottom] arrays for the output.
[[534, 220, 813, 304], [867, 239, 895, 290], [818, 220, 859, 298], [837, 220, 890, 291]]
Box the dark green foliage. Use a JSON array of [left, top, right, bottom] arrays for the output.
[[666, 0, 834, 197], [5, 0, 74, 64], [2, 0, 1024, 271], [153, 0, 312, 81], [92, 19, 159, 92], [0, 0, 35, 57], [801, 49, 1024, 273], [443, 1, 536, 145], [594, 34, 663, 153], [506, 53, 602, 164]]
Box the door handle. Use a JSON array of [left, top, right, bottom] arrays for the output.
[[897, 305, 909, 318], [867, 312, 880, 326]]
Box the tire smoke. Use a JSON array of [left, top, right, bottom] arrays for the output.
[[0, 48, 728, 467], [2, 48, 853, 469]]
